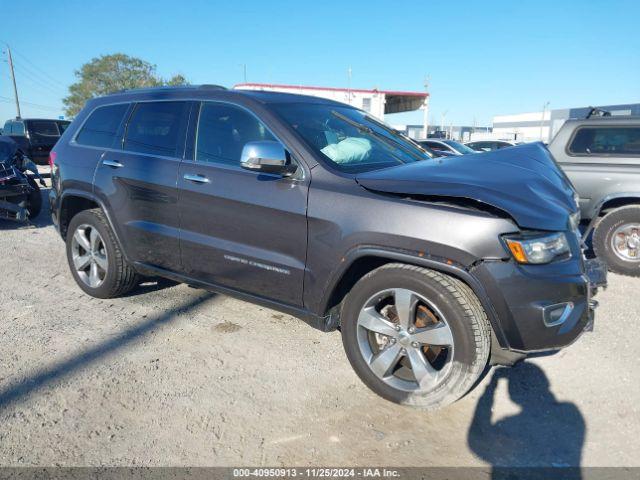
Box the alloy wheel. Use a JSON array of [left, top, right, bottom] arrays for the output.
[[71, 223, 108, 288], [356, 288, 454, 393]]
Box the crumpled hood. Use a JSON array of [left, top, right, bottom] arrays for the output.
[[356, 142, 577, 231]]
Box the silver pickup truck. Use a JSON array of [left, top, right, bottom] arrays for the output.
[[549, 114, 640, 276]]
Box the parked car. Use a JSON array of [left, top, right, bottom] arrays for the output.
[[548, 114, 640, 276], [466, 140, 517, 152], [2, 118, 71, 165], [49, 86, 606, 409], [419, 139, 477, 155]]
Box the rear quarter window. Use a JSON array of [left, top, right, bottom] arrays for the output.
[[76, 104, 130, 148], [569, 126, 640, 156]]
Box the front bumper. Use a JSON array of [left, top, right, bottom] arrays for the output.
[[474, 257, 607, 352]]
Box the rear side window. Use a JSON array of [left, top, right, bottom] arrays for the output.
[[569, 126, 640, 156], [195, 102, 276, 166], [76, 104, 129, 148], [124, 101, 189, 157], [57, 122, 70, 133]]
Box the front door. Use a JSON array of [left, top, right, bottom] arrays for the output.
[[177, 101, 308, 306]]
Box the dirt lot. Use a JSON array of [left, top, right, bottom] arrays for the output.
[[0, 188, 639, 468]]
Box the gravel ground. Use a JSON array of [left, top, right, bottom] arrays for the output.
[[0, 188, 638, 468]]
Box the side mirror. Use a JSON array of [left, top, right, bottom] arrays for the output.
[[240, 141, 296, 176]]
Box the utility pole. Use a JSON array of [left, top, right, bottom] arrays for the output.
[[347, 66, 352, 105], [422, 75, 430, 139], [539, 101, 550, 141], [6, 45, 21, 118]]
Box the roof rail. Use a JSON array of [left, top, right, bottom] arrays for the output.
[[114, 84, 227, 94], [586, 106, 611, 118]]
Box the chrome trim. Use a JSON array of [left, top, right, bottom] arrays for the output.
[[102, 159, 124, 168], [542, 302, 574, 327], [183, 173, 210, 184], [69, 97, 307, 181]]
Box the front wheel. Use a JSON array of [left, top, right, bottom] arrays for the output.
[[341, 263, 491, 410], [593, 206, 640, 277]]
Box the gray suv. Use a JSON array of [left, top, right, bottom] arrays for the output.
[[549, 116, 640, 276], [49, 86, 605, 409]]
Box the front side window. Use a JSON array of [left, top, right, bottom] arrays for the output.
[[569, 126, 640, 156], [124, 101, 189, 157], [272, 103, 431, 173], [195, 102, 276, 166], [76, 104, 129, 148], [12, 122, 25, 136]]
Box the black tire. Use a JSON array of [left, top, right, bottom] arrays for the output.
[[341, 263, 491, 410], [66, 208, 139, 298], [26, 177, 42, 219], [593, 206, 640, 277]]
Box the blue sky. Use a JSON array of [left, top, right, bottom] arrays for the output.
[[1, 0, 638, 126]]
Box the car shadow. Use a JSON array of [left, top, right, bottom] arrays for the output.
[[467, 362, 585, 479], [0, 291, 217, 412]]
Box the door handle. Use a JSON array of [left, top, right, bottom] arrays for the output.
[[103, 159, 124, 168], [184, 173, 210, 184]]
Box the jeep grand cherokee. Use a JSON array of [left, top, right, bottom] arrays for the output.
[[49, 85, 606, 409]]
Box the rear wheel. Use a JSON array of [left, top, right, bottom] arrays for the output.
[[66, 209, 139, 298], [593, 206, 640, 277], [341, 263, 491, 410]]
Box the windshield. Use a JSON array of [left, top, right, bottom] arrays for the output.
[[272, 103, 433, 173], [443, 140, 476, 154]]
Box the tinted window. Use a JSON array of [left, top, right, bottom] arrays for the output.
[[569, 126, 640, 156], [3, 121, 11, 134], [195, 102, 276, 166], [76, 104, 129, 148], [57, 121, 70, 133], [12, 122, 25, 136], [124, 101, 188, 157], [425, 142, 447, 151], [29, 120, 60, 136]]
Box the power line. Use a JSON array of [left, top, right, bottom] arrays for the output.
[[0, 95, 61, 113], [11, 60, 66, 96], [9, 47, 67, 89]]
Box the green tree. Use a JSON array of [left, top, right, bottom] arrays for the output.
[[63, 53, 188, 117]]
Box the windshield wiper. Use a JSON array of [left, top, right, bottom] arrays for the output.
[[331, 111, 428, 162]]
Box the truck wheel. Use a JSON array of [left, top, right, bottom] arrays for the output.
[[66, 208, 139, 298], [26, 177, 42, 219], [341, 263, 491, 410], [593, 205, 640, 277]]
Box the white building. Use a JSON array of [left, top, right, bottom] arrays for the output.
[[234, 82, 428, 125], [492, 111, 551, 143]]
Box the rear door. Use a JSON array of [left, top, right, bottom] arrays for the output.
[[94, 100, 191, 272], [177, 101, 308, 306]]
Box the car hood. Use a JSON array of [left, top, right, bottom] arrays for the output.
[[356, 142, 577, 231]]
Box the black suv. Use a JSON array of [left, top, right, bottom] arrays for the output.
[[2, 118, 71, 165], [49, 86, 606, 409]]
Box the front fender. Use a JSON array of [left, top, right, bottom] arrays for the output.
[[318, 246, 510, 348]]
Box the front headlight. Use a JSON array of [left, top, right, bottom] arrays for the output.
[[503, 232, 571, 264]]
